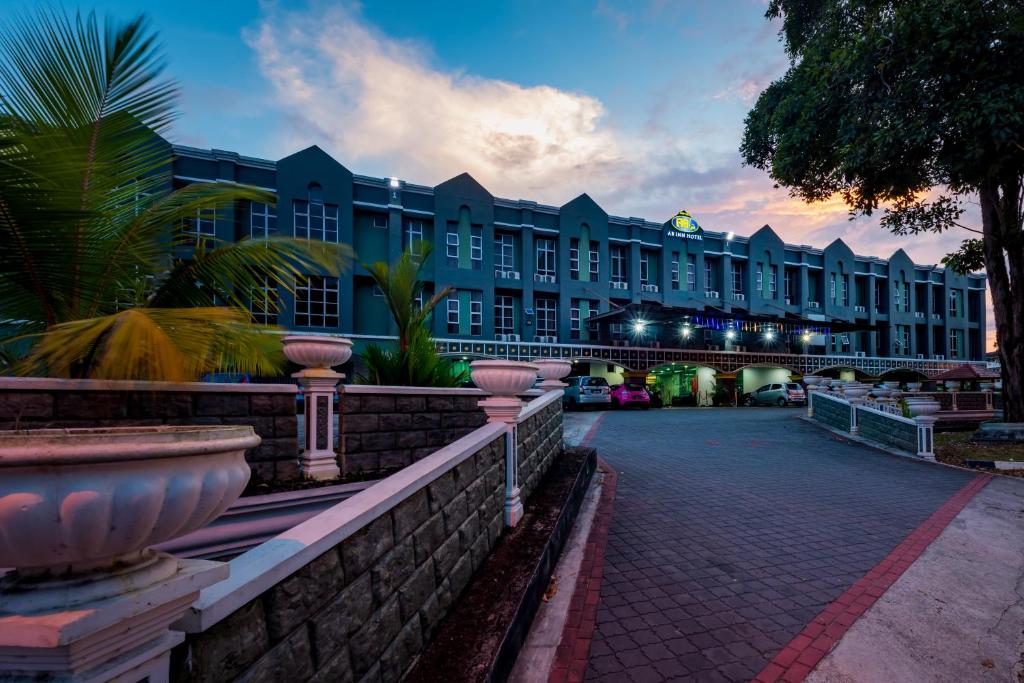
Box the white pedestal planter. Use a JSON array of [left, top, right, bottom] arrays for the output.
[[534, 358, 573, 391], [470, 360, 539, 528], [283, 335, 353, 481], [0, 425, 257, 681]]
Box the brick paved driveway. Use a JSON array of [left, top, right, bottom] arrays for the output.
[[582, 408, 975, 682]]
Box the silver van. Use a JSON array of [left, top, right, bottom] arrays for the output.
[[562, 376, 612, 409], [744, 382, 806, 407]]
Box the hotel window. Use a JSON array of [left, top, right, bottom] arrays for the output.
[[610, 245, 627, 283], [470, 292, 482, 336], [949, 289, 962, 317], [784, 270, 793, 300], [756, 267, 764, 296], [570, 305, 581, 339], [588, 248, 599, 282], [874, 281, 881, 309], [829, 274, 836, 300], [769, 266, 778, 296], [293, 187, 339, 242], [470, 226, 482, 269], [249, 275, 278, 325], [731, 263, 743, 295], [949, 329, 962, 358], [536, 238, 556, 279], [610, 323, 624, 341], [536, 298, 557, 339], [372, 214, 388, 229], [446, 229, 459, 265], [250, 202, 276, 239], [294, 275, 339, 328], [570, 239, 580, 280], [902, 283, 910, 311], [405, 220, 424, 255], [495, 233, 515, 271], [640, 252, 650, 285], [670, 253, 680, 290], [495, 295, 514, 336], [446, 294, 460, 334], [705, 260, 713, 294], [895, 325, 910, 354], [841, 276, 849, 306], [686, 255, 696, 292], [182, 206, 216, 241]]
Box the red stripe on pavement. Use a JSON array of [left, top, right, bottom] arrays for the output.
[[549, 455, 618, 683], [754, 473, 993, 683], [580, 412, 607, 447]]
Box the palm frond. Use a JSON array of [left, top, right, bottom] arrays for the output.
[[16, 307, 284, 381]]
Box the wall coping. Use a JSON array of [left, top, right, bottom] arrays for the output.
[[340, 384, 486, 396], [813, 392, 849, 406], [518, 390, 561, 422], [176, 420, 507, 633], [856, 403, 917, 426], [0, 377, 298, 394]]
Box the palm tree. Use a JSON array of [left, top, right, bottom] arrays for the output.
[[358, 247, 465, 386], [0, 10, 351, 381]]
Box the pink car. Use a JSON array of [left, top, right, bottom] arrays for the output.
[[610, 383, 651, 409]]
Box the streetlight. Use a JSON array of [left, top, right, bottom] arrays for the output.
[[726, 330, 736, 341], [725, 231, 735, 241], [764, 330, 775, 342], [633, 320, 647, 334], [681, 324, 691, 339], [389, 177, 401, 188]]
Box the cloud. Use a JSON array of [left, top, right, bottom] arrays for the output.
[[246, 2, 995, 350]]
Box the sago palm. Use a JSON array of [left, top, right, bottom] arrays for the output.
[[0, 10, 351, 381], [359, 247, 465, 386]]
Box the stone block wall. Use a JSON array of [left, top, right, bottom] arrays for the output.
[[171, 430, 507, 683], [0, 378, 299, 482], [517, 396, 564, 501], [339, 389, 487, 475], [857, 408, 919, 453], [811, 393, 851, 432]]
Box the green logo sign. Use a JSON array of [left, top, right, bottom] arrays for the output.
[[668, 210, 703, 240]]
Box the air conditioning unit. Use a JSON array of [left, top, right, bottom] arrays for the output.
[[610, 281, 628, 290], [808, 301, 820, 309], [495, 333, 521, 342], [534, 335, 556, 343], [733, 345, 747, 352], [933, 354, 945, 360], [855, 351, 866, 358], [495, 270, 520, 280], [916, 353, 924, 359], [914, 311, 924, 318], [732, 293, 746, 301], [641, 284, 660, 293], [785, 298, 792, 305], [931, 313, 941, 320], [534, 273, 555, 283], [706, 290, 720, 299], [854, 305, 866, 312], [707, 344, 721, 351]]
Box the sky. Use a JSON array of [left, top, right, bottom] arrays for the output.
[[8, 0, 994, 348]]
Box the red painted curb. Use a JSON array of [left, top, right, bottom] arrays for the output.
[[753, 473, 993, 683], [579, 412, 607, 448], [549, 453, 618, 683]]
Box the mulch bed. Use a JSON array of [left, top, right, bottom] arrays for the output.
[[406, 446, 597, 683], [934, 432, 1024, 478]]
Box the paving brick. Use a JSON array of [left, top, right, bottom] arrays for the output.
[[573, 409, 976, 682]]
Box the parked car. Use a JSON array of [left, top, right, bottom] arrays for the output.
[[562, 376, 611, 410], [610, 383, 651, 409], [744, 382, 806, 407]]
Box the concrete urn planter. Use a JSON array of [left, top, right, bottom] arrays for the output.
[[533, 358, 573, 390], [906, 382, 922, 392], [945, 380, 962, 391], [470, 360, 541, 397], [282, 334, 353, 374], [0, 425, 257, 608], [803, 375, 824, 387], [845, 385, 870, 400], [904, 398, 941, 417]]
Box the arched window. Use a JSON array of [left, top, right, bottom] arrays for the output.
[[307, 182, 324, 204]]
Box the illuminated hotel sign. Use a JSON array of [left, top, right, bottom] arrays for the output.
[[667, 210, 703, 241]]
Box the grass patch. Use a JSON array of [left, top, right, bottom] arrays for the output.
[[934, 432, 1024, 478]]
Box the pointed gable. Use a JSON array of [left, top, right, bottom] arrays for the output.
[[434, 172, 492, 202], [750, 223, 785, 247], [824, 237, 856, 261], [560, 193, 607, 218]]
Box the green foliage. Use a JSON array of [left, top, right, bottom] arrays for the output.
[[0, 9, 351, 380], [941, 239, 986, 275], [742, 0, 1024, 224], [356, 247, 465, 387]]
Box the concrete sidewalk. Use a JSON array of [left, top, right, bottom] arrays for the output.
[[807, 475, 1024, 682]]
